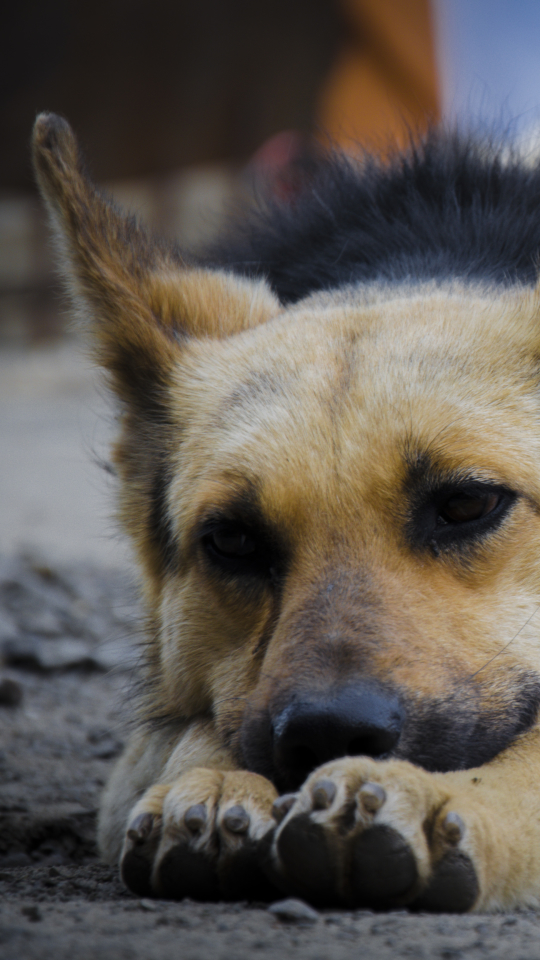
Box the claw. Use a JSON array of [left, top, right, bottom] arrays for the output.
[[441, 811, 465, 846], [312, 779, 336, 811], [223, 805, 250, 834], [127, 812, 155, 844], [185, 803, 207, 833], [359, 782, 386, 815], [272, 793, 297, 823]]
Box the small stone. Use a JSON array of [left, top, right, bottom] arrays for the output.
[[1, 636, 97, 672], [91, 639, 137, 671], [87, 728, 123, 758], [0, 677, 23, 707], [0, 610, 17, 639], [19, 609, 63, 637], [87, 738, 122, 759], [38, 638, 97, 671], [1, 638, 40, 669], [2, 851, 31, 867], [139, 898, 158, 911], [21, 905, 42, 922], [268, 898, 319, 923]]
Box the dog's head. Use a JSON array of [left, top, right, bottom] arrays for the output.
[[34, 114, 540, 791]]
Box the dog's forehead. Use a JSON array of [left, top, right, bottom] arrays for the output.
[[212, 286, 536, 404], [172, 285, 540, 512]]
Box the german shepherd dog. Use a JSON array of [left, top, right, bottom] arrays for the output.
[[33, 113, 540, 912]]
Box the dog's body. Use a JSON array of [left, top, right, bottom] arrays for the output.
[[33, 115, 540, 911]]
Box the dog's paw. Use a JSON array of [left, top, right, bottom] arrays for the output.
[[269, 757, 480, 911], [120, 768, 279, 901]]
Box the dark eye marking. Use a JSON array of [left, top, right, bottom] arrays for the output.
[[150, 460, 178, 573], [407, 477, 517, 552]]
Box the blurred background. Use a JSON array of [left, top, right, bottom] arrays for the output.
[[2, 0, 540, 563]]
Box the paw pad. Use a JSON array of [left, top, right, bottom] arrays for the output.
[[276, 813, 339, 904], [351, 824, 418, 905], [416, 850, 478, 912]]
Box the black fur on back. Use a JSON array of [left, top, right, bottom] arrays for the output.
[[206, 132, 540, 304]]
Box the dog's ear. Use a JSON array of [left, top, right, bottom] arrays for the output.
[[32, 113, 279, 412]]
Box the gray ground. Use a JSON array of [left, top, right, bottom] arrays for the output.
[[3, 344, 540, 959]]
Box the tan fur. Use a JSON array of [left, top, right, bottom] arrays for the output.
[[33, 113, 540, 910]]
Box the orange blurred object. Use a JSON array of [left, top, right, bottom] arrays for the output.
[[318, 0, 440, 152]]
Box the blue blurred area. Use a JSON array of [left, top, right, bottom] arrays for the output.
[[434, 0, 540, 136]]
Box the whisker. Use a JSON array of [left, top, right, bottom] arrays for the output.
[[468, 604, 540, 681]]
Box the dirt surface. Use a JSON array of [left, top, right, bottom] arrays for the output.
[[2, 556, 540, 959], [3, 345, 540, 958]]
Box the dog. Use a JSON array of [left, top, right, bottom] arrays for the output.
[[33, 112, 540, 912]]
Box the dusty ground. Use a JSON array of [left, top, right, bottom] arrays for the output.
[[3, 345, 540, 959]]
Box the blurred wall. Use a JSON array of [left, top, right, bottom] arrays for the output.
[[1, 0, 341, 191], [319, 0, 439, 151], [0, 0, 440, 343]]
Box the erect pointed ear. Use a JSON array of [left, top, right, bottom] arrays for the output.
[[32, 113, 280, 413]]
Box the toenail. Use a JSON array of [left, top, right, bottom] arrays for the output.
[[272, 793, 297, 823], [359, 782, 386, 814], [223, 805, 250, 833], [127, 812, 154, 844], [312, 779, 336, 810], [184, 803, 207, 833], [442, 811, 465, 845]]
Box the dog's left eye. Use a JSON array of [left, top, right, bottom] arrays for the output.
[[439, 492, 500, 525], [408, 480, 516, 553], [209, 527, 256, 558]]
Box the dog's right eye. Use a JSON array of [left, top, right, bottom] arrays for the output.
[[199, 514, 284, 582], [201, 522, 267, 577]]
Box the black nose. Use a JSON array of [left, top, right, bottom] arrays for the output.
[[272, 683, 403, 789]]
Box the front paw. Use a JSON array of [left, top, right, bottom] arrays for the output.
[[270, 757, 480, 911], [120, 768, 279, 901]]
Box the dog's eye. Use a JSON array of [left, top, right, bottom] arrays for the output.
[[407, 481, 515, 554], [439, 492, 500, 525], [200, 512, 283, 582], [209, 528, 256, 558], [200, 514, 284, 583]]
